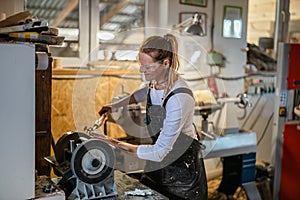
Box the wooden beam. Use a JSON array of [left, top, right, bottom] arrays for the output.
[[52, 68, 140, 76], [100, 0, 130, 26], [52, 0, 78, 27]]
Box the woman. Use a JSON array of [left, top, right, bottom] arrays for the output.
[[97, 33, 207, 199]]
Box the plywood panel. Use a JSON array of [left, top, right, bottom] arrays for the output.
[[52, 72, 142, 144]]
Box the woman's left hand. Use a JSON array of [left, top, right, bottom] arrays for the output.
[[89, 132, 138, 154], [89, 132, 120, 146]]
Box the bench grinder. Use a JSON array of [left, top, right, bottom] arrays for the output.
[[49, 132, 117, 199]]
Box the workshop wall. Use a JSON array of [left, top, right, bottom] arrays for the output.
[[167, 0, 248, 97], [52, 67, 142, 143], [50, 0, 250, 144]]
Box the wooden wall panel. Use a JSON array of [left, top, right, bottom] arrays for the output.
[[51, 72, 142, 144]]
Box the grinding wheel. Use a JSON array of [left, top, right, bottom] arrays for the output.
[[70, 139, 115, 184], [55, 132, 90, 164]]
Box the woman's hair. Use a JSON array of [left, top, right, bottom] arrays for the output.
[[139, 33, 180, 94]]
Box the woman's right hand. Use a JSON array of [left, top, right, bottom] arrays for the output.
[[98, 104, 113, 116]]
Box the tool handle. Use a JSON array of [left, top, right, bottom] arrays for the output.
[[92, 115, 106, 130]]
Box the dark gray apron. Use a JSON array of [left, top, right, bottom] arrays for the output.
[[141, 86, 208, 200]]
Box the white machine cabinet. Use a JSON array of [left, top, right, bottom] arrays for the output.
[[0, 43, 35, 199]]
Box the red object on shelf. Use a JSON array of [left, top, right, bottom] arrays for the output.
[[280, 123, 300, 200], [287, 44, 300, 90], [207, 76, 219, 97]]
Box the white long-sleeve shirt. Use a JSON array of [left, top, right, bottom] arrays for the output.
[[135, 78, 196, 162]]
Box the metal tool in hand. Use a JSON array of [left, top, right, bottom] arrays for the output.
[[84, 115, 120, 147], [84, 115, 106, 135]]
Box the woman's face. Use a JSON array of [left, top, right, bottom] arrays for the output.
[[138, 52, 168, 82]]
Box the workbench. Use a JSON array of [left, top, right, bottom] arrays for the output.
[[114, 170, 168, 200], [35, 170, 168, 200], [202, 131, 257, 159], [113, 131, 259, 200], [202, 131, 261, 200]]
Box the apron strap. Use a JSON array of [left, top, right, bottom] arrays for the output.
[[162, 87, 194, 108]]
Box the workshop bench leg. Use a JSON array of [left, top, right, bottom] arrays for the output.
[[217, 153, 262, 200]]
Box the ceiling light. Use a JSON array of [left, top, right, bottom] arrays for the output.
[[98, 31, 115, 41]]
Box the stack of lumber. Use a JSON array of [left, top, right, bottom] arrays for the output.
[[0, 11, 64, 45]]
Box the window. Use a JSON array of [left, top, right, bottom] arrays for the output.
[[98, 0, 145, 61], [24, 0, 145, 66], [25, 0, 81, 58]]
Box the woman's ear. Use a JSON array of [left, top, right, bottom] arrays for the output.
[[163, 58, 170, 67]]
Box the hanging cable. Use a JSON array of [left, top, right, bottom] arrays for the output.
[[257, 112, 274, 146], [210, 0, 215, 52]]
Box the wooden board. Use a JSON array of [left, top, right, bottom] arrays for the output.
[[0, 11, 32, 28], [41, 27, 59, 36], [8, 34, 65, 45]]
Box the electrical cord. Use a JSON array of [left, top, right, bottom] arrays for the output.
[[237, 108, 247, 120], [241, 95, 262, 128], [184, 72, 275, 82], [215, 73, 275, 81], [257, 112, 274, 146], [249, 97, 268, 130]]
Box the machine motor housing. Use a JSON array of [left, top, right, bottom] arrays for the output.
[[51, 132, 117, 199]]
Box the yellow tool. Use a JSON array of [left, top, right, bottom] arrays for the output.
[[8, 32, 39, 39]]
